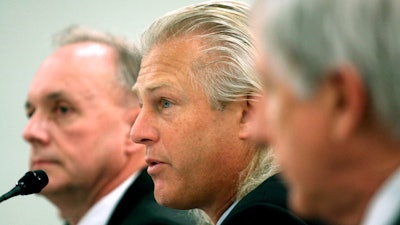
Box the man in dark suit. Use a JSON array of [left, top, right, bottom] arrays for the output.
[[23, 25, 196, 225], [221, 174, 325, 225], [107, 169, 197, 225], [250, 0, 400, 224], [129, 1, 319, 225]]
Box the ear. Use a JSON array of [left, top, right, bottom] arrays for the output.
[[326, 65, 367, 141], [238, 94, 268, 141]]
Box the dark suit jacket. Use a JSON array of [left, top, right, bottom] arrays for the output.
[[392, 214, 400, 225], [105, 168, 197, 225], [221, 174, 325, 225], [65, 169, 196, 225]]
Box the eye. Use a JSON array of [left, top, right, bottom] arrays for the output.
[[24, 102, 35, 119], [26, 108, 34, 119], [53, 102, 73, 116], [59, 105, 71, 114], [161, 99, 171, 109]]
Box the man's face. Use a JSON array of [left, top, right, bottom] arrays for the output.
[[130, 36, 254, 213], [23, 43, 135, 196], [254, 49, 346, 219]]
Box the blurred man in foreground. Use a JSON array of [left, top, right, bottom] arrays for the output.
[[251, 0, 400, 224]]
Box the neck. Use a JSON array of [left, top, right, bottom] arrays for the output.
[[45, 157, 146, 225], [326, 133, 400, 225]]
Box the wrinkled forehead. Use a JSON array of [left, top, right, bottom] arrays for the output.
[[135, 36, 203, 94]]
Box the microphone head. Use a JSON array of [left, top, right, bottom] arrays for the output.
[[17, 170, 49, 195]]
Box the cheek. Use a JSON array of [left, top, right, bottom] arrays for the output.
[[274, 108, 333, 187], [62, 117, 124, 163], [165, 112, 224, 173], [264, 92, 287, 142], [161, 117, 201, 166], [264, 93, 308, 167]]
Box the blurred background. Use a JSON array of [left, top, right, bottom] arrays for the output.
[[0, 0, 249, 224]]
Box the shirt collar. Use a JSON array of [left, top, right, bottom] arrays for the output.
[[76, 171, 140, 225], [216, 201, 239, 225]]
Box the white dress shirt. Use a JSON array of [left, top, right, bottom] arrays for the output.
[[77, 171, 140, 225], [216, 201, 239, 225]]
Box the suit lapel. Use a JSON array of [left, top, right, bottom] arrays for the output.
[[106, 168, 153, 225]]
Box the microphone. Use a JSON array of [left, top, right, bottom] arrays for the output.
[[0, 170, 49, 203]]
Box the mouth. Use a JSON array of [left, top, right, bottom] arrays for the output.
[[145, 157, 166, 176], [31, 159, 58, 169], [145, 158, 162, 167]]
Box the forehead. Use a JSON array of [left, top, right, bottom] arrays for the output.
[[136, 36, 203, 95], [27, 42, 118, 104]]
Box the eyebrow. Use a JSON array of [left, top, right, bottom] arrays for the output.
[[133, 81, 177, 96], [146, 82, 175, 92], [24, 92, 66, 110]]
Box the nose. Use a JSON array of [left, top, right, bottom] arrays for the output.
[[22, 113, 50, 145], [130, 108, 158, 145]]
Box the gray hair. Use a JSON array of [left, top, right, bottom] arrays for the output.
[[53, 24, 142, 101], [140, 0, 262, 110], [140, 0, 277, 222], [258, 0, 400, 138]]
